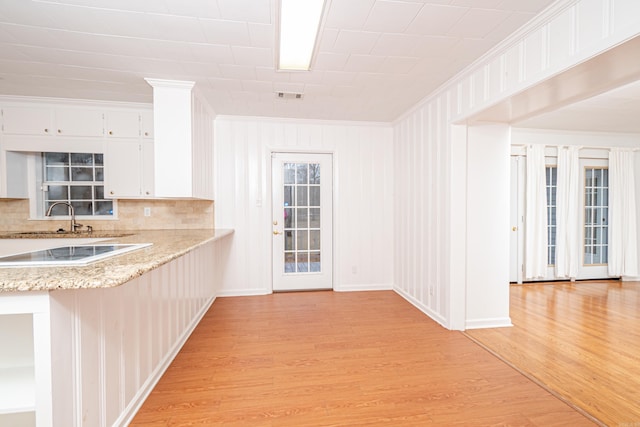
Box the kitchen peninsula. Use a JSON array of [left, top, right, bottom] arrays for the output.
[[0, 228, 233, 427]]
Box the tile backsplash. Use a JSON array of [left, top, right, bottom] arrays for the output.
[[0, 199, 214, 232]]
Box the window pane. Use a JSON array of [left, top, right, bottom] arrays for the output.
[[48, 185, 68, 200], [95, 153, 104, 166], [310, 230, 320, 250], [285, 252, 295, 273], [309, 164, 320, 184], [72, 202, 92, 215], [296, 230, 308, 251], [310, 252, 321, 272], [284, 163, 295, 184], [95, 167, 104, 181], [46, 167, 69, 181], [71, 153, 93, 166], [309, 186, 320, 206], [296, 186, 308, 206], [297, 252, 309, 272], [296, 163, 308, 184], [284, 185, 294, 207], [45, 153, 68, 165], [71, 167, 93, 181], [310, 208, 320, 228], [94, 186, 104, 199], [70, 186, 93, 200], [94, 201, 113, 216], [285, 230, 294, 251], [296, 208, 308, 228], [284, 208, 293, 228]]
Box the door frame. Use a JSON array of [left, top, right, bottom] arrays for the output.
[[268, 149, 335, 292]]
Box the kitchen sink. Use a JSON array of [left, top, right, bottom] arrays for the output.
[[0, 243, 152, 267], [0, 231, 133, 239]]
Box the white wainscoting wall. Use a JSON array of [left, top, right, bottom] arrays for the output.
[[214, 116, 394, 295], [35, 237, 230, 427], [393, 0, 640, 330]]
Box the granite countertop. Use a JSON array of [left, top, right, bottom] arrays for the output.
[[0, 229, 233, 292]]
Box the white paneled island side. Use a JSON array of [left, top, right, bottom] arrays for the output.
[[0, 229, 233, 427]]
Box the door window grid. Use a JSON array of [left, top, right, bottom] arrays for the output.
[[584, 167, 608, 265], [283, 162, 321, 273], [546, 166, 557, 266], [43, 152, 113, 216]]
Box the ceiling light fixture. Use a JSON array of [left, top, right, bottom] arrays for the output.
[[277, 0, 327, 71]]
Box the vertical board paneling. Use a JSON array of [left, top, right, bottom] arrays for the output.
[[46, 239, 224, 426], [215, 117, 394, 294]]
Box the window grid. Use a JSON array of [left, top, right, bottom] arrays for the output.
[[546, 166, 557, 266], [283, 162, 321, 274], [43, 152, 113, 217], [584, 167, 608, 265]]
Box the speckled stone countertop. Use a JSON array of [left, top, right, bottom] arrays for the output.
[[0, 229, 233, 292]]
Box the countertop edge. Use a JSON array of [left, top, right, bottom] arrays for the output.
[[0, 229, 235, 293]]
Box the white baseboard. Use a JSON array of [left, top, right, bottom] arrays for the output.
[[465, 317, 513, 330], [334, 283, 393, 292], [116, 295, 217, 427], [393, 287, 450, 329], [217, 288, 271, 297]]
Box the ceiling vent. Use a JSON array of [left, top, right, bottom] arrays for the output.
[[276, 91, 304, 100]]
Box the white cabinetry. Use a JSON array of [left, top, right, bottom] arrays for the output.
[[1, 106, 104, 137], [145, 79, 214, 200], [105, 110, 141, 138], [104, 139, 154, 198], [1, 106, 52, 135]]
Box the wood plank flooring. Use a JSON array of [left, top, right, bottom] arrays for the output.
[[466, 280, 640, 427], [131, 291, 593, 426]]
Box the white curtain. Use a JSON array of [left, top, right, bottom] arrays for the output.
[[608, 148, 638, 277], [525, 144, 548, 279], [555, 146, 581, 279]]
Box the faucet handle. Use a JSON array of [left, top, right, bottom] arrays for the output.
[[72, 223, 84, 232]]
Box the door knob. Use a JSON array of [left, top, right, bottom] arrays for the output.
[[273, 230, 282, 235], [512, 226, 517, 231]]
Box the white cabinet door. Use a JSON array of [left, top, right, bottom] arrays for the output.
[[140, 110, 153, 139], [105, 111, 140, 138], [142, 141, 154, 197], [1, 106, 53, 135], [54, 108, 104, 137], [104, 140, 142, 198]]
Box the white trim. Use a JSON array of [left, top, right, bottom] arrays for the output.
[[394, 287, 450, 330], [0, 95, 152, 110], [334, 284, 393, 292], [215, 114, 391, 128], [216, 289, 272, 297], [465, 317, 513, 330]]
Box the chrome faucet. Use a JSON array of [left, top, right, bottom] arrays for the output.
[[45, 202, 83, 233]]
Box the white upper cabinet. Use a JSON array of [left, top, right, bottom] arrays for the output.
[[54, 108, 104, 137], [145, 79, 214, 200], [105, 110, 141, 138], [1, 106, 53, 135], [1, 105, 104, 137], [140, 110, 154, 139]]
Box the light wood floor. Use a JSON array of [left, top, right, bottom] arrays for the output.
[[466, 280, 640, 427], [131, 291, 593, 426]]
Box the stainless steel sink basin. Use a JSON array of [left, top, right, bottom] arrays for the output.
[[0, 231, 133, 239]]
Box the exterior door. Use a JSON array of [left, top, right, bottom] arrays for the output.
[[272, 153, 333, 291], [579, 159, 609, 279], [509, 156, 525, 283]]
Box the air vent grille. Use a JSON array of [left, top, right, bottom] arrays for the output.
[[276, 92, 304, 100]]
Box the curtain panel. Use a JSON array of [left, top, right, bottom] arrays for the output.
[[555, 146, 581, 279]]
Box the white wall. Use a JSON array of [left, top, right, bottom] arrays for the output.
[[214, 116, 394, 295], [466, 124, 511, 329], [393, 0, 640, 330]]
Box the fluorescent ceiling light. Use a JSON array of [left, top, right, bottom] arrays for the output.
[[278, 0, 326, 71]]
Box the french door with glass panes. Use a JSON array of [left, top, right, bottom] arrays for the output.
[[271, 153, 333, 291], [580, 159, 609, 279]]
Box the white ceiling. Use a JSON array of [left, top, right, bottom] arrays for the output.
[[0, 0, 557, 122], [513, 79, 640, 133]]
